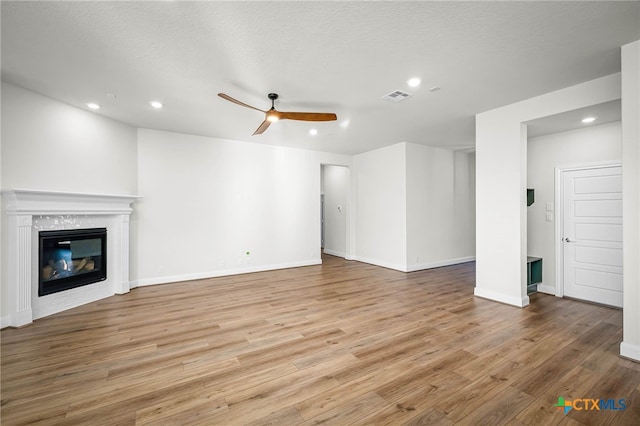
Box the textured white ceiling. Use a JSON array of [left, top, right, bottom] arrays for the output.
[[2, 1, 638, 155]]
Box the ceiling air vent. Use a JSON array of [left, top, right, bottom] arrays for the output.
[[382, 90, 413, 103]]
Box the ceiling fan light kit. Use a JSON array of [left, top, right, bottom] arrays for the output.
[[218, 92, 337, 135]]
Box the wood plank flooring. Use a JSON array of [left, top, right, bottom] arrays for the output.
[[2, 254, 639, 425]]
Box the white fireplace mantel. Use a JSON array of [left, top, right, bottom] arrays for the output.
[[2, 189, 140, 327], [3, 189, 139, 215]]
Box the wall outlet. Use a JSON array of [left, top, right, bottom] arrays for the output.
[[545, 212, 553, 222]]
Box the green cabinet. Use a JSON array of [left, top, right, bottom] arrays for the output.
[[527, 256, 542, 294]]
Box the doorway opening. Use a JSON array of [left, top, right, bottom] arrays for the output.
[[526, 102, 622, 306], [321, 164, 350, 259]]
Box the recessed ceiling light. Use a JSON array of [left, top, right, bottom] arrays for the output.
[[309, 128, 318, 136], [150, 101, 163, 109], [582, 117, 596, 123], [339, 120, 350, 129], [86, 103, 100, 110], [407, 77, 421, 88]]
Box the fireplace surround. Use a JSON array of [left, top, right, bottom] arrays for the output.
[[2, 190, 139, 327]]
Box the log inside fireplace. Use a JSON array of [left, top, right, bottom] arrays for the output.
[[38, 228, 107, 296]]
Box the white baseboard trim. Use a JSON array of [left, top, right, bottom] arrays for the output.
[[1, 316, 11, 329], [131, 259, 322, 287], [406, 256, 476, 272], [474, 287, 530, 308], [1, 309, 34, 329], [323, 249, 346, 258], [351, 256, 407, 272], [537, 284, 556, 295], [351, 255, 476, 273], [620, 341, 640, 362]]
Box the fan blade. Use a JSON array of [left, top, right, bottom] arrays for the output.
[[252, 119, 271, 135], [278, 111, 337, 122], [218, 93, 265, 112]]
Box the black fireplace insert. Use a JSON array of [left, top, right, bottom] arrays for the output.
[[39, 228, 107, 296]]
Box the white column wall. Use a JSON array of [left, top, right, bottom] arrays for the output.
[[621, 40, 640, 362], [353, 143, 407, 271], [0, 82, 3, 329], [353, 142, 476, 272]]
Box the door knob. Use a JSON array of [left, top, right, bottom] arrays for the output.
[[564, 237, 572, 242]]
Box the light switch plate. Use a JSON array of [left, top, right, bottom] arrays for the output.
[[546, 202, 553, 211], [545, 212, 553, 222]]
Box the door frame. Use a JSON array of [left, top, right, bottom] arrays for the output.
[[554, 161, 622, 298], [320, 193, 325, 249]]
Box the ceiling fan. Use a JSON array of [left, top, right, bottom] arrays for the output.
[[218, 92, 337, 135]]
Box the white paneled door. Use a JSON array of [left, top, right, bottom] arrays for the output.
[[562, 165, 623, 307]]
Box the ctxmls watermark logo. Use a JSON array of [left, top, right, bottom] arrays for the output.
[[554, 396, 626, 415]]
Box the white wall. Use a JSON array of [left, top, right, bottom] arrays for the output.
[[406, 143, 475, 270], [353, 142, 475, 272], [133, 129, 350, 285], [322, 165, 348, 258], [0, 83, 138, 194], [0, 83, 3, 327], [527, 122, 622, 294], [353, 143, 407, 270], [456, 152, 477, 260], [1, 82, 138, 324], [476, 73, 621, 307], [621, 40, 640, 362]]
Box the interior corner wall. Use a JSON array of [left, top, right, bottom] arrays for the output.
[[322, 165, 348, 258], [353, 142, 407, 271], [133, 129, 350, 286], [405, 143, 476, 271], [0, 82, 138, 326], [475, 73, 622, 308], [621, 40, 640, 362], [527, 122, 622, 295]]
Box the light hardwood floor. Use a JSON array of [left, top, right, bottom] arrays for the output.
[[2, 255, 639, 425]]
